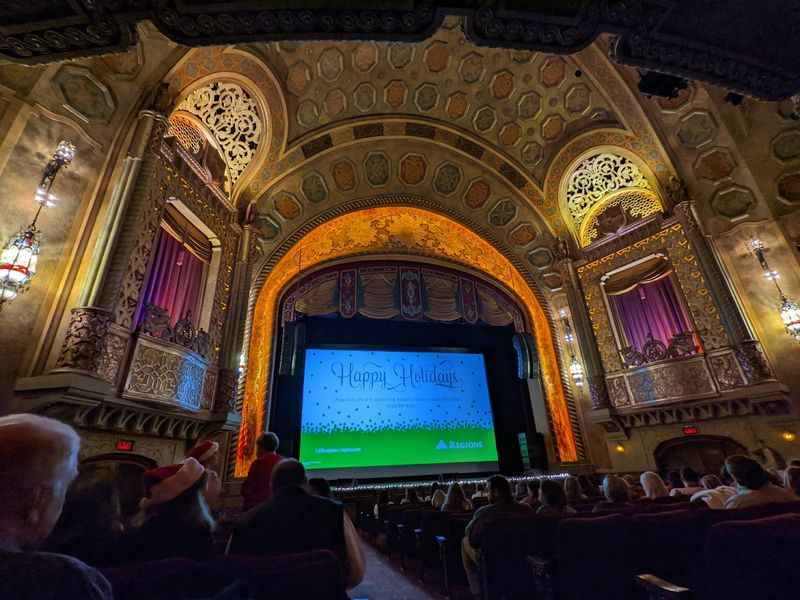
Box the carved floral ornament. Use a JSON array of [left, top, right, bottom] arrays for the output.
[[565, 152, 662, 246], [173, 81, 263, 194]]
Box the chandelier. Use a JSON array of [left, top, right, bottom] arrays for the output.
[[747, 238, 800, 342], [560, 308, 585, 387], [0, 141, 75, 309]]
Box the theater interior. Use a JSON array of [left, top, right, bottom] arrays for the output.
[[1, 2, 799, 599]]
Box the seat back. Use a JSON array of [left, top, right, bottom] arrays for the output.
[[629, 509, 709, 588], [704, 513, 800, 600], [556, 514, 633, 600]]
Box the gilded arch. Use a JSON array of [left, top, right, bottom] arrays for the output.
[[238, 200, 581, 475]]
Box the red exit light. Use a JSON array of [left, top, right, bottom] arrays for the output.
[[682, 426, 699, 436], [116, 439, 135, 452]]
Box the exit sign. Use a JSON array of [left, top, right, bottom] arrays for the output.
[[682, 426, 700, 436], [116, 439, 135, 451]]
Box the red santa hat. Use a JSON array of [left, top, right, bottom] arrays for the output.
[[186, 440, 219, 463], [139, 458, 205, 509]]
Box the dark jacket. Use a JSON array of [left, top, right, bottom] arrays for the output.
[[466, 498, 532, 548], [231, 485, 346, 562], [120, 517, 215, 563]]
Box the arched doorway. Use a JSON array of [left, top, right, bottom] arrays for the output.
[[654, 435, 747, 476], [81, 453, 157, 520]]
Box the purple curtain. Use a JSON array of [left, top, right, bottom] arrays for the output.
[[138, 228, 206, 327], [609, 276, 692, 352]]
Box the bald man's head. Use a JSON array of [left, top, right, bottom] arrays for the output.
[[0, 414, 81, 548]]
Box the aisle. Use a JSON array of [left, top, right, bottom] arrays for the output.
[[350, 541, 441, 600]]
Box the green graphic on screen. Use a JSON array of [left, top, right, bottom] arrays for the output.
[[299, 348, 499, 473]]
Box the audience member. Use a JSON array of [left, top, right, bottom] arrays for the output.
[[471, 482, 487, 501], [538, 480, 576, 515], [308, 477, 332, 498], [0, 414, 113, 600], [241, 432, 282, 510], [784, 467, 800, 496], [563, 475, 586, 505], [122, 458, 215, 562], [690, 474, 736, 509], [400, 488, 420, 505], [462, 475, 531, 596], [231, 459, 364, 589], [515, 481, 528, 500], [187, 440, 222, 508], [622, 474, 644, 500], [426, 482, 441, 502], [724, 455, 797, 509], [521, 480, 541, 509], [666, 470, 683, 492], [593, 475, 633, 512], [578, 474, 599, 499], [639, 471, 669, 500], [431, 489, 446, 510], [374, 490, 392, 518], [441, 482, 473, 513], [669, 467, 703, 497], [44, 464, 125, 566]]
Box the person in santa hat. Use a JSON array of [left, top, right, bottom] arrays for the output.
[[122, 458, 215, 563], [187, 439, 222, 509]]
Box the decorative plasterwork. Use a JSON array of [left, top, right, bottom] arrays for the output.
[[576, 223, 729, 373], [174, 81, 262, 194], [239, 205, 579, 476], [166, 113, 205, 155], [566, 152, 652, 229], [5, 4, 800, 100]]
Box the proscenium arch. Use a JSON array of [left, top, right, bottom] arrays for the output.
[[237, 203, 579, 476]]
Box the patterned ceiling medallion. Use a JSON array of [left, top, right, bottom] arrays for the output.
[[175, 81, 262, 193]]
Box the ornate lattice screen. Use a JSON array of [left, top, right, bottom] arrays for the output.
[[566, 152, 661, 246], [174, 81, 262, 193]]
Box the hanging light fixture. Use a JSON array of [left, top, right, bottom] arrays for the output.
[[0, 140, 75, 311], [560, 308, 585, 387], [569, 355, 585, 387], [746, 237, 800, 343], [780, 295, 800, 342]]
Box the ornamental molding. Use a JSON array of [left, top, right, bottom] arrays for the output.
[[174, 81, 263, 194], [3, 3, 799, 100], [566, 152, 652, 231]]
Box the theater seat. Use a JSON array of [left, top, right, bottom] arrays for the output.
[[101, 550, 346, 600], [556, 514, 632, 600], [629, 509, 708, 589], [704, 513, 800, 600]]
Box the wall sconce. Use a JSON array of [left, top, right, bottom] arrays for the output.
[[614, 443, 626, 454], [0, 141, 75, 310], [747, 238, 800, 342], [781, 431, 797, 443]]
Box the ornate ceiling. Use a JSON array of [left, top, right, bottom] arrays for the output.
[[2, 2, 800, 100]]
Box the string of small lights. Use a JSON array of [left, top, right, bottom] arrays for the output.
[[331, 472, 569, 494]]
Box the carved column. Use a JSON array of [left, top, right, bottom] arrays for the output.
[[80, 108, 164, 306], [53, 307, 111, 376], [673, 202, 774, 383], [215, 223, 255, 412], [560, 257, 610, 410]]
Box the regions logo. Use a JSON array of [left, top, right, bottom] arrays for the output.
[[436, 440, 448, 450]]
